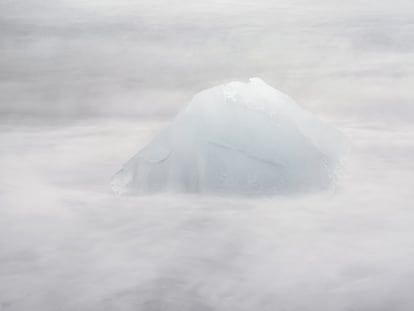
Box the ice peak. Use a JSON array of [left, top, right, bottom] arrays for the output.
[[112, 78, 346, 195]]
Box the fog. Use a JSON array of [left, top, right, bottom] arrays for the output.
[[1, 0, 414, 121], [1, 0, 414, 310]]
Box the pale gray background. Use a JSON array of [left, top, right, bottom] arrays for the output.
[[1, 0, 413, 122]]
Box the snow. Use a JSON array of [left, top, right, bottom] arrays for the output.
[[112, 78, 347, 194]]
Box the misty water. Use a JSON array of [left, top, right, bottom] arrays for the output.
[[1, 0, 414, 310]]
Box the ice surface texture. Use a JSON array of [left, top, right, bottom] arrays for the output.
[[112, 78, 346, 194]]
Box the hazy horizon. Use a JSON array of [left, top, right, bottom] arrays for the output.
[[1, 0, 414, 123]]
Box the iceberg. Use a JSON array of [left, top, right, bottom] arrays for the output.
[[112, 78, 346, 195]]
